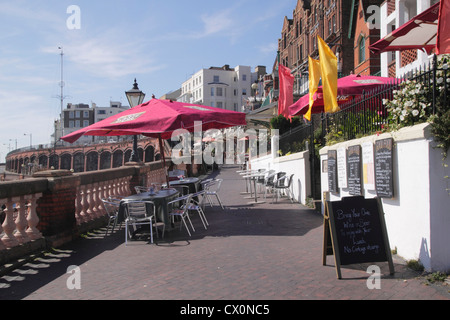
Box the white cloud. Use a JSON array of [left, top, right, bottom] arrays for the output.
[[41, 31, 166, 79], [198, 9, 235, 38]]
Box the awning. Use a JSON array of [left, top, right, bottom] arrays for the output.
[[369, 2, 440, 54]]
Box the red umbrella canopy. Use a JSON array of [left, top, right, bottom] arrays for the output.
[[369, 2, 440, 54], [289, 74, 397, 116], [61, 99, 247, 143]]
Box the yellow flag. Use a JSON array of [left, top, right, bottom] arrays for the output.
[[304, 56, 321, 121], [318, 36, 338, 113]]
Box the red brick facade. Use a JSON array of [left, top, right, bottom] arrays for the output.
[[278, 0, 355, 78], [353, 0, 383, 75]]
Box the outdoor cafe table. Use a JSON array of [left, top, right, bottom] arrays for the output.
[[167, 177, 202, 194], [242, 171, 266, 204], [118, 188, 180, 228]]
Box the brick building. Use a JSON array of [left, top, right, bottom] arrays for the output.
[[278, 0, 356, 96], [350, 0, 383, 76]]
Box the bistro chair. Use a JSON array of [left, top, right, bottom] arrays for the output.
[[167, 194, 195, 237], [123, 200, 164, 245], [203, 179, 224, 210], [101, 198, 121, 237], [273, 174, 294, 203], [187, 190, 209, 230], [170, 185, 190, 196]]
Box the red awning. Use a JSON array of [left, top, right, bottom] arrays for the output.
[[369, 2, 440, 54]]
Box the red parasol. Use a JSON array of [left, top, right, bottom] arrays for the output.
[[289, 75, 397, 116], [61, 98, 246, 185]]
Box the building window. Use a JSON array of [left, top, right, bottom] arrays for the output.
[[83, 111, 89, 118], [242, 89, 247, 95], [242, 74, 247, 81], [358, 35, 366, 64], [211, 87, 214, 96], [83, 120, 89, 127], [213, 75, 219, 82], [69, 121, 74, 128], [217, 101, 223, 108], [69, 111, 74, 119], [217, 87, 223, 96], [98, 110, 106, 115]]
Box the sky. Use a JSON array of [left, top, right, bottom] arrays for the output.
[[0, 0, 296, 162]]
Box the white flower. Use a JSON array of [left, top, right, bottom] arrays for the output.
[[437, 77, 444, 84], [405, 101, 414, 107], [412, 109, 419, 116]]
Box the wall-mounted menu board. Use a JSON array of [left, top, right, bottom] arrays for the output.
[[323, 195, 394, 279], [347, 145, 362, 196], [327, 150, 338, 193], [374, 138, 394, 198]]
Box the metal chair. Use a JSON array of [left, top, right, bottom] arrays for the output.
[[170, 185, 190, 196], [123, 200, 164, 245], [167, 194, 195, 236], [203, 179, 224, 210], [273, 174, 294, 203], [187, 190, 209, 230], [101, 198, 121, 237]]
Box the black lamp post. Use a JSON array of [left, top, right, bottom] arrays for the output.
[[125, 79, 146, 163]]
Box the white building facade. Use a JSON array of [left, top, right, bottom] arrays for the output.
[[379, 0, 440, 78], [178, 65, 259, 112], [60, 101, 129, 145]]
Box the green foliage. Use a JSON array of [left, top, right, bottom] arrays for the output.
[[384, 54, 450, 157], [407, 259, 424, 272], [425, 271, 448, 284], [270, 114, 302, 135]]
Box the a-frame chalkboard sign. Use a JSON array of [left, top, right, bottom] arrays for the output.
[[322, 194, 394, 279]]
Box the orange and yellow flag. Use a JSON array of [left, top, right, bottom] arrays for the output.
[[317, 36, 338, 113], [304, 56, 321, 122]]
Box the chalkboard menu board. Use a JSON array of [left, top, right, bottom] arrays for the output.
[[327, 150, 338, 193], [323, 195, 394, 279], [375, 138, 394, 198], [347, 145, 362, 196]]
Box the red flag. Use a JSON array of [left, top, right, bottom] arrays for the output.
[[278, 64, 294, 119], [437, 0, 450, 54]]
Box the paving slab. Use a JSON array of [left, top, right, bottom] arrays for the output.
[[0, 165, 448, 306]]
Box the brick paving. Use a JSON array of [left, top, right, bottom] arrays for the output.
[[0, 164, 449, 302]]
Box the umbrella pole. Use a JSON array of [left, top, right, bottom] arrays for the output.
[[159, 135, 170, 187]]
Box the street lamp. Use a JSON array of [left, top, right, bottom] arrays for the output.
[[125, 79, 146, 163]]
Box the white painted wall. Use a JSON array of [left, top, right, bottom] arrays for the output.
[[319, 123, 450, 272], [249, 148, 311, 205]]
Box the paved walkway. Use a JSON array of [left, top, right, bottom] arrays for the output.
[[0, 165, 448, 302]]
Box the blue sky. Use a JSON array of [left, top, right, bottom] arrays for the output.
[[0, 0, 295, 161]]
